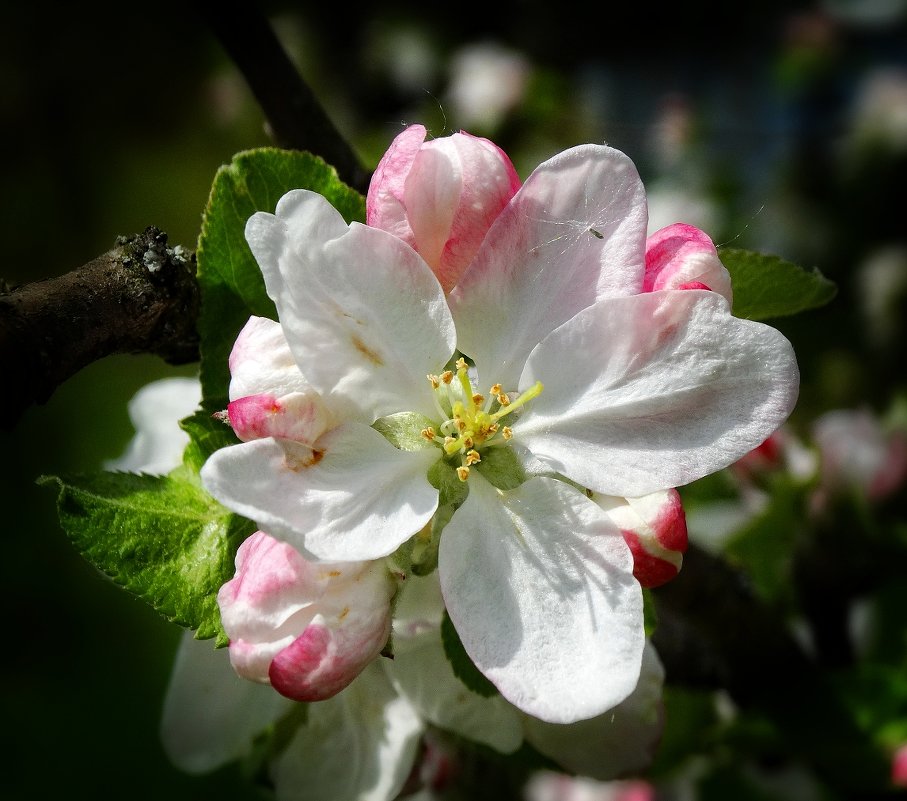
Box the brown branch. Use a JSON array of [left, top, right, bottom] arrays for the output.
[[0, 227, 199, 429], [192, 0, 371, 194]]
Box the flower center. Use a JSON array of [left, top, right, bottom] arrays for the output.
[[422, 357, 543, 481]]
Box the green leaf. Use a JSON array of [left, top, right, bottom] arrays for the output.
[[372, 411, 437, 452], [196, 147, 365, 407], [441, 610, 499, 698], [718, 247, 837, 320], [38, 470, 255, 644]]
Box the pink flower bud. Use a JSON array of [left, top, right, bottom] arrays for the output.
[[366, 123, 521, 293], [595, 490, 688, 588], [893, 743, 907, 787], [216, 316, 333, 446], [218, 531, 396, 702], [644, 223, 733, 305]]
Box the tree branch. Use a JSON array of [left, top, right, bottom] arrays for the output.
[[192, 0, 371, 194], [0, 227, 199, 429]]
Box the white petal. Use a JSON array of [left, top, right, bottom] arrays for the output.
[[159, 632, 294, 774], [523, 641, 666, 780], [105, 377, 201, 475], [386, 574, 523, 754], [246, 189, 456, 422], [439, 473, 644, 723], [201, 423, 440, 561], [271, 661, 423, 801], [449, 145, 646, 388], [517, 290, 800, 497]]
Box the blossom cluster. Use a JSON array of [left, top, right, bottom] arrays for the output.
[[153, 124, 798, 798]]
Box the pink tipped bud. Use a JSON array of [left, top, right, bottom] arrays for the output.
[[226, 391, 331, 444], [217, 531, 396, 702], [893, 744, 907, 787], [366, 123, 521, 293], [595, 489, 688, 589], [644, 223, 732, 305]]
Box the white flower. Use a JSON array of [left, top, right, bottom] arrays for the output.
[[105, 376, 200, 475], [200, 136, 798, 724]]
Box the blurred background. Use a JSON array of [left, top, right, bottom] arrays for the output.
[[2, 1, 906, 798]]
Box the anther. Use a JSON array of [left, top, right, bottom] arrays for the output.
[[427, 374, 441, 389], [420, 427, 437, 442], [465, 449, 481, 465], [497, 393, 511, 406], [502, 426, 513, 440], [441, 370, 454, 384], [455, 357, 468, 371], [490, 383, 502, 395], [456, 465, 470, 482]]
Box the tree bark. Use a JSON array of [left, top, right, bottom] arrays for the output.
[[0, 227, 199, 429]]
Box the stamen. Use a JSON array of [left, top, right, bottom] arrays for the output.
[[491, 381, 544, 420], [441, 370, 454, 385], [427, 374, 441, 390], [465, 449, 481, 465], [497, 392, 511, 407], [455, 357, 468, 371], [502, 426, 513, 440], [456, 465, 470, 482], [420, 427, 437, 442]]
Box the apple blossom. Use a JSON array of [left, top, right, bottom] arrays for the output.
[[366, 123, 521, 293], [812, 407, 907, 503], [201, 129, 799, 723], [217, 530, 397, 702], [160, 633, 423, 801], [105, 376, 201, 475]]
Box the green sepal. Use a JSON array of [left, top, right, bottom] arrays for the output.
[[196, 147, 365, 408], [38, 467, 255, 645], [441, 610, 499, 698], [719, 247, 837, 320], [476, 445, 528, 490], [372, 411, 438, 452]]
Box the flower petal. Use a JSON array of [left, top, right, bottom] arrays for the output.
[[200, 422, 440, 561], [246, 189, 456, 422], [366, 123, 427, 242], [271, 661, 423, 801], [439, 473, 644, 723], [160, 632, 294, 775], [404, 132, 521, 292], [523, 641, 666, 780], [386, 574, 524, 754], [517, 290, 799, 497], [449, 145, 647, 387]]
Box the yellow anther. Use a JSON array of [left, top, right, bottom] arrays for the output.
[[497, 393, 511, 406], [441, 370, 454, 384], [456, 465, 470, 482], [502, 426, 513, 440], [462, 436, 475, 450], [465, 449, 481, 466], [472, 393, 485, 406], [490, 383, 502, 395], [420, 427, 437, 441], [427, 374, 441, 389], [455, 357, 468, 371], [456, 418, 467, 432]]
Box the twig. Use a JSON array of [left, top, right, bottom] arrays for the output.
[[192, 0, 371, 193], [0, 227, 199, 429]]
